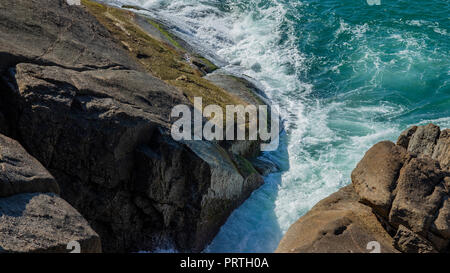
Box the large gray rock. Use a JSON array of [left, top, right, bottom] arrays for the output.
[[0, 134, 60, 197], [0, 193, 101, 253], [0, 133, 100, 253], [134, 135, 263, 251], [0, 0, 138, 73], [3, 61, 263, 253], [0, 0, 264, 252]]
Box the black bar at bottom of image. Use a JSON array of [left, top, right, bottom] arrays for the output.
[[0, 253, 445, 272]]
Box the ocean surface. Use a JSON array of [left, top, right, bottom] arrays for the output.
[[101, 0, 450, 252]]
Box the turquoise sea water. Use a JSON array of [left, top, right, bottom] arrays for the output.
[[104, 0, 450, 252]]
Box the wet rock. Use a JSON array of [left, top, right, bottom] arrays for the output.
[[251, 157, 279, 176], [204, 73, 268, 106], [204, 72, 270, 158], [0, 0, 138, 74]]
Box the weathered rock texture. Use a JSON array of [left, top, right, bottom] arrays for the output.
[[0, 134, 60, 197], [276, 185, 398, 253], [0, 134, 101, 253], [0, 0, 265, 252], [205, 72, 270, 160], [277, 124, 449, 253], [0, 193, 101, 253]]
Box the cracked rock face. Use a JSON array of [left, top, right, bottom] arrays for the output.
[[0, 134, 101, 253], [0, 134, 60, 197], [0, 0, 138, 73], [277, 124, 449, 253], [0, 0, 264, 252], [351, 141, 410, 218]]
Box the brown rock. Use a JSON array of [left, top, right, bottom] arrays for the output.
[[0, 0, 265, 253], [393, 225, 437, 253], [279, 124, 450, 253], [0, 112, 7, 135], [275, 186, 398, 253], [427, 231, 449, 251], [351, 141, 409, 217], [389, 157, 446, 235], [251, 157, 279, 176], [431, 196, 450, 239]]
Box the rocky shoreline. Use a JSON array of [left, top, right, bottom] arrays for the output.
[[1, 0, 448, 254], [276, 124, 449, 253], [0, 0, 271, 253]]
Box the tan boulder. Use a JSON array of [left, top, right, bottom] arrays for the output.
[[389, 157, 446, 235], [276, 186, 398, 253], [351, 141, 409, 217]]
